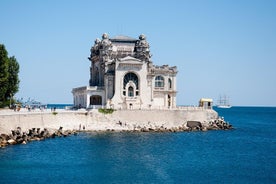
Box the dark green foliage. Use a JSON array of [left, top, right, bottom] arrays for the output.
[[0, 44, 20, 108], [98, 108, 115, 114], [6, 56, 20, 96], [52, 112, 58, 115], [0, 44, 9, 104]]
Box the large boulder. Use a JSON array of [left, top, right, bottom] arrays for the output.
[[15, 127, 22, 136], [7, 139, 17, 145], [0, 134, 10, 140]]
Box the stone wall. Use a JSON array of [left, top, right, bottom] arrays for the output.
[[0, 109, 219, 134]]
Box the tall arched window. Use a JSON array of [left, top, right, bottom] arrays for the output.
[[168, 78, 172, 89], [124, 72, 138, 89], [155, 76, 164, 88], [128, 86, 134, 97], [123, 72, 139, 97]]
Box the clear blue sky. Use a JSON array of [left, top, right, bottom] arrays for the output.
[[1, 0, 276, 106]]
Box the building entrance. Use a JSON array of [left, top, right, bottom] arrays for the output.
[[90, 95, 102, 105]]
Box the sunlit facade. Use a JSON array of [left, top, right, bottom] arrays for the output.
[[72, 33, 177, 109]]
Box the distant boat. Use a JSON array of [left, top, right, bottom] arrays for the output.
[[22, 99, 47, 109], [217, 95, 232, 108]]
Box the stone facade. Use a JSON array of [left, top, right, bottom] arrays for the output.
[[72, 33, 177, 109]]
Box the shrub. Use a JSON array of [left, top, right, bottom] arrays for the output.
[[98, 108, 115, 114], [52, 112, 58, 115]]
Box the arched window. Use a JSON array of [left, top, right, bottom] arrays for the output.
[[168, 78, 172, 89], [128, 86, 134, 97], [124, 72, 138, 89], [155, 76, 164, 88], [123, 72, 139, 97]]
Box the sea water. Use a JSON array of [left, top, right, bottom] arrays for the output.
[[0, 107, 275, 184], [46, 104, 73, 109]]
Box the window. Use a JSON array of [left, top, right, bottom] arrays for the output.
[[168, 95, 171, 107], [123, 72, 139, 97], [155, 76, 164, 88], [128, 86, 134, 97], [168, 78, 172, 89], [124, 72, 138, 89]]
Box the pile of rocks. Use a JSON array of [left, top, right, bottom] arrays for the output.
[[111, 118, 233, 133], [185, 118, 232, 131], [0, 127, 77, 148], [132, 124, 188, 133], [207, 117, 233, 130]]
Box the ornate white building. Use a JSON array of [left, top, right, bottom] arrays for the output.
[[72, 33, 177, 109]]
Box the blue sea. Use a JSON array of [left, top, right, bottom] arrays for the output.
[[0, 107, 275, 184], [46, 104, 73, 109]]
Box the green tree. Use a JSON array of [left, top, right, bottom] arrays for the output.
[[0, 44, 20, 107], [0, 44, 9, 106], [6, 56, 20, 100]]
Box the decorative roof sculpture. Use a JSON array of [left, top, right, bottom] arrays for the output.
[[89, 38, 100, 59], [89, 33, 153, 62], [134, 34, 151, 62]]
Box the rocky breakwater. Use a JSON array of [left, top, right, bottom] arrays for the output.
[[187, 117, 233, 131], [104, 109, 233, 133], [107, 117, 233, 133], [0, 126, 78, 148]]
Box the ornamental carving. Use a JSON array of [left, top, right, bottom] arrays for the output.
[[134, 34, 151, 62], [89, 38, 100, 61], [89, 33, 113, 61], [100, 33, 113, 58]]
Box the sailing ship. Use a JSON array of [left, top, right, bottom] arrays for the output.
[[217, 95, 232, 108]]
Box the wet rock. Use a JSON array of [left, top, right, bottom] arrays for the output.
[[11, 130, 16, 136], [7, 139, 17, 145], [206, 118, 233, 130], [141, 128, 149, 132], [16, 127, 22, 136], [0, 126, 78, 148], [37, 128, 41, 135], [1, 134, 10, 140], [16, 137, 24, 144], [202, 127, 208, 131], [148, 128, 154, 131]]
